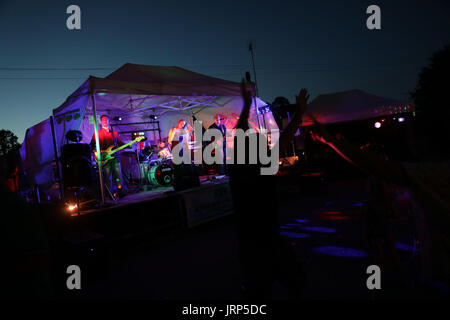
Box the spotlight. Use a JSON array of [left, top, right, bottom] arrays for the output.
[[113, 116, 122, 121], [398, 117, 405, 122], [257, 105, 271, 114], [67, 203, 77, 211], [374, 121, 381, 128], [149, 115, 158, 120]]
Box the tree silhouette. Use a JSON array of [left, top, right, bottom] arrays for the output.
[[0, 129, 20, 157], [411, 46, 450, 151]]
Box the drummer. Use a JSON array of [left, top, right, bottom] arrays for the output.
[[136, 137, 153, 162], [157, 140, 172, 160]]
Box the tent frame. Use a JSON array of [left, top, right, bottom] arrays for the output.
[[90, 78, 106, 205], [83, 75, 263, 207]]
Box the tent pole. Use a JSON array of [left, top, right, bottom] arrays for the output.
[[253, 95, 263, 133], [50, 115, 63, 200], [91, 88, 105, 205], [249, 42, 259, 97]]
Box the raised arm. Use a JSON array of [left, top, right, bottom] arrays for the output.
[[235, 79, 252, 131], [309, 118, 409, 186], [277, 88, 309, 152]]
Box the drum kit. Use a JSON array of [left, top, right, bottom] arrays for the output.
[[120, 145, 174, 188]]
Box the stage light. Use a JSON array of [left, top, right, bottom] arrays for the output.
[[374, 121, 381, 128], [257, 105, 271, 114], [149, 115, 158, 120], [398, 117, 405, 122], [67, 203, 77, 211], [113, 116, 122, 121]]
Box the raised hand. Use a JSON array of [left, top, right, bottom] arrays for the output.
[[295, 88, 310, 116], [236, 79, 252, 130], [277, 88, 310, 152]]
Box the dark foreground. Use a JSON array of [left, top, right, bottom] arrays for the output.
[[53, 178, 449, 300]]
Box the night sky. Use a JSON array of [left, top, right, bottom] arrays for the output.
[[1, 0, 449, 142]]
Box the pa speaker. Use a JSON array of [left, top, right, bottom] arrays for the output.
[[173, 164, 200, 191]]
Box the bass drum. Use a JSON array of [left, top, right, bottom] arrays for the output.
[[148, 164, 174, 186]]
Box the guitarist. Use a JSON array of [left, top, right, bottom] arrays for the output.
[[90, 115, 126, 195]]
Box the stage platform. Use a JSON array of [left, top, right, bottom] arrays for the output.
[[63, 175, 234, 241]]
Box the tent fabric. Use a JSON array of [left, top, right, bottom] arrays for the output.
[[21, 63, 276, 192], [100, 63, 256, 96], [19, 118, 55, 188], [53, 63, 256, 118], [302, 89, 413, 126], [51, 63, 274, 153]]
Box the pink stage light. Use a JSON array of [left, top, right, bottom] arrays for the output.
[[374, 121, 381, 128]]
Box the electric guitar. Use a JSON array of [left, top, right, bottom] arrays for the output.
[[94, 136, 145, 165]]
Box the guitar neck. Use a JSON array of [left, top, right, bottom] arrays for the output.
[[108, 140, 138, 156]]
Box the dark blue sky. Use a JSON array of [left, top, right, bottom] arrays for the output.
[[1, 0, 449, 141]]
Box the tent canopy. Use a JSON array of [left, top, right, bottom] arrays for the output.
[[51, 63, 274, 148], [302, 89, 413, 126], [21, 63, 277, 190], [99, 63, 255, 96], [53, 63, 256, 118]]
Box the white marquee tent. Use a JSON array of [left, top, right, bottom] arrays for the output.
[[302, 89, 413, 126], [20, 63, 278, 199]]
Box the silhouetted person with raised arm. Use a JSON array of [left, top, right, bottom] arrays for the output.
[[228, 80, 309, 299], [307, 110, 450, 286]]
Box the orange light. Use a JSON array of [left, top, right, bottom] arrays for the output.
[[67, 204, 77, 211]]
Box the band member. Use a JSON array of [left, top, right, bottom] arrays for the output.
[[168, 119, 193, 152], [90, 115, 125, 194], [136, 137, 151, 162], [157, 140, 172, 160], [208, 114, 228, 175]]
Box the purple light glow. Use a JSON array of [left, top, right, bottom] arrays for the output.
[[280, 232, 311, 239], [395, 242, 419, 253], [313, 246, 368, 258], [300, 226, 336, 233], [374, 121, 381, 128]]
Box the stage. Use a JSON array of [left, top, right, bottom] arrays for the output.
[[63, 175, 234, 241]]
